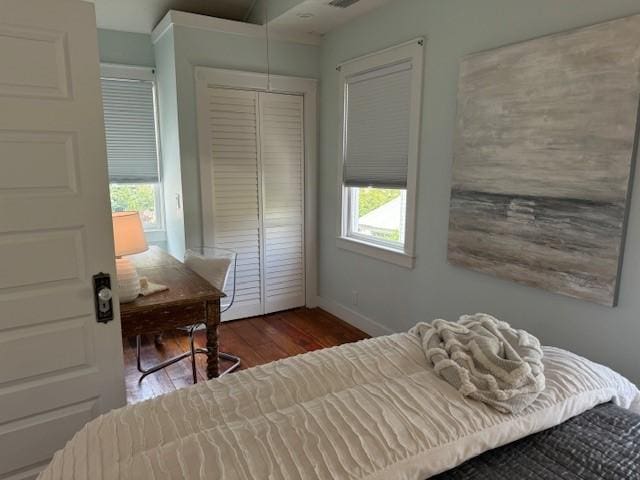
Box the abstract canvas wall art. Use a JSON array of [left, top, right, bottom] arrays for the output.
[[448, 14, 640, 306]]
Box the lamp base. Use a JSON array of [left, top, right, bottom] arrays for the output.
[[115, 256, 140, 303]]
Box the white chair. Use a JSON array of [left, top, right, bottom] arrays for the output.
[[136, 246, 241, 383]]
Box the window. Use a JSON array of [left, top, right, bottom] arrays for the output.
[[348, 187, 406, 247], [337, 40, 424, 268], [109, 183, 163, 230], [100, 64, 163, 232]]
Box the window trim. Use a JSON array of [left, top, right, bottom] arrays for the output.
[[336, 236, 415, 269], [101, 63, 166, 235], [336, 39, 424, 269], [147, 182, 165, 232], [100, 63, 155, 82]]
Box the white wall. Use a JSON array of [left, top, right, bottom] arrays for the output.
[[317, 0, 640, 383]]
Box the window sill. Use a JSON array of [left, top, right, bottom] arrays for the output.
[[144, 229, 167, 243], [336, 236, 415, 269]]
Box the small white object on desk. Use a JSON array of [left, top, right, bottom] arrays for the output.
[[139, 277, 169, 296]]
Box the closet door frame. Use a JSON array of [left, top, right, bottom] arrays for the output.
[[195, 66, 318, 309]]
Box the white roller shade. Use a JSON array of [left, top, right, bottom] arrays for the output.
[[101, 78, 160, 183], [343, 61, 412, 189]]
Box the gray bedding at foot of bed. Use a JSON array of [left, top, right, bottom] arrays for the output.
[[433, 403, 640, 479]]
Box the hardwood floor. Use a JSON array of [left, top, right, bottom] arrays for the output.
[[123, 307, 369, 404]]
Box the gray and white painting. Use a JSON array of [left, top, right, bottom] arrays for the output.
[[448, 14, 640, 306]]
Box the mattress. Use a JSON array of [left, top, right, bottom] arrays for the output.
[[38, 331, 640, 480], [433, 402, 640, 479]]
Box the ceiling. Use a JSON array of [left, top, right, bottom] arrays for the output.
[[89, 0, 257, 33], [89, 0, 395, 38], [270, 0, 394, 36]]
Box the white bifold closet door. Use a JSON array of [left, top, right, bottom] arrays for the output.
[[259, 93, 305, 314], [205, 88, 263, 319], [200, 87, 305, 320]]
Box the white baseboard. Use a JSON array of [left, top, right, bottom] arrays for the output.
[[316, 296, 393, 337]]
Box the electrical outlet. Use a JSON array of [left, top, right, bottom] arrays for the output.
[[351, 290, 358, 306]]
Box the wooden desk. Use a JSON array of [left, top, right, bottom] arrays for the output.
[[119, 246, 224, 379]]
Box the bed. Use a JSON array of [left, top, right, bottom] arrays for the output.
[[38, 329, 640, 480], [435, 402, 640, 479]]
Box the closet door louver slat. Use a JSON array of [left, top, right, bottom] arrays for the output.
[[205, 88, 263, 320], [259, 92, 305, 314]]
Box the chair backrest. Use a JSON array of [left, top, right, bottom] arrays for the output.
[[184, 247, 236, 312]]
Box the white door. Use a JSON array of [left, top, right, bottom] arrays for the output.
[[259, 92, 305, 313], [0, 1, 125, 478], [198, 86, 306, 320], [201, 88, 264, 320]]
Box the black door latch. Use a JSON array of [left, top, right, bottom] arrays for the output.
[[93, 272, 114, 323]]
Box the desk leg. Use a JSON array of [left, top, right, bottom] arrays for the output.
[[206, 300, 220, 379]]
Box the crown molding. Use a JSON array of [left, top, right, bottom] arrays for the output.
[[151, 10, 321, 46]]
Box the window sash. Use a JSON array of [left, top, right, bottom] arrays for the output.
[[145, 183, 164, 231], [101, 78, 160, 184], [109, 182, 163, 232], [346, 187, 406, 250]]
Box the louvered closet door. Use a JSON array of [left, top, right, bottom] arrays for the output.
[[259, 92, 305, 313], [205, 88, 263, 320]]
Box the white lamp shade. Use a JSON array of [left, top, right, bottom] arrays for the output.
[[112, 212, 148, 257]]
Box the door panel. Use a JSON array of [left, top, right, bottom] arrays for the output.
[[0, 131, 77, 194], [0, 400, 96, 478], [0, 24, 70, 99], [0, 1, 125, 478], [201, 88, 263, 320], [259, 93, 305, 314]]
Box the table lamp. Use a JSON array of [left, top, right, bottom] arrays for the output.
[[112, 212, 148, 303]]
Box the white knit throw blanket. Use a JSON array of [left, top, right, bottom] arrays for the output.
[[411, 313, 545, 414]]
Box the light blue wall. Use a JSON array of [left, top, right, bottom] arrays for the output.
[[153, 29, 184, 258], [97, 29, 155, 67], [318, 0, 640, 383], [169, 25, 320, 257], [97, 29, 170, 249], [97, 29, 169, 249]]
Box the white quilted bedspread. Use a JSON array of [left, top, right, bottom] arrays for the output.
[[39, 332, 640, 480]]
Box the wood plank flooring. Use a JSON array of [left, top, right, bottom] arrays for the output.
[[123, 307, 369, 404]]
